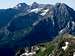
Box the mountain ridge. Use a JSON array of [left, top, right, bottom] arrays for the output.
[[6, 3, 75, 46], [0, 2, 75, 50], [0, 2, 75, 56]]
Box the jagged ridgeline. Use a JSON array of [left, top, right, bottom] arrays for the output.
[[0, 2, 75, 56]]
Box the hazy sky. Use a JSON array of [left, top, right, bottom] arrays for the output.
[[0, 0, 75, 10]]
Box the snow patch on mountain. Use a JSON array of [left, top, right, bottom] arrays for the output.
[[32, 21, 39, 26], [62, 42, 69, 50], [40, 9, 49, 16], [30, 8, 42, 13], [71, 21, 75, 30], [14, 3, 22, 9]]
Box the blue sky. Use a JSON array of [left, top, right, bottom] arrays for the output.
[[0, 0, 75, 10]]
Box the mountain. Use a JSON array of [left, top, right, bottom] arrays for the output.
[[6, 3, 75, 46], [0, 2, 75, 56], [31, 2, 51, 9], [30, 3, 75, 35], [7, 12, 42, 32], [14, 3, 30, 12], [0, 8, 21, 27], [31, 2, 39, 9], [0, 3, 30, 27]]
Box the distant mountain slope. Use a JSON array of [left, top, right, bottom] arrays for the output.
[[7, 12, 42, 32], [5, 3, 75, 47], [0, 2, 75, 56], [0, 3, 75, 55], [0, 8, 21, 27]]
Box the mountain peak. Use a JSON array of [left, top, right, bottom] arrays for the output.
[[32, 2, 39, 5], [55, 3, 67, 8], [31, 2, 39, 9], [15, 3, 28, 8], [14, 3, 30, 12]]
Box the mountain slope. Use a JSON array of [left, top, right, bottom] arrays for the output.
[[0, 8, 21, 27], [5, 3, 75, 47], [0, 2, 75, 56]]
